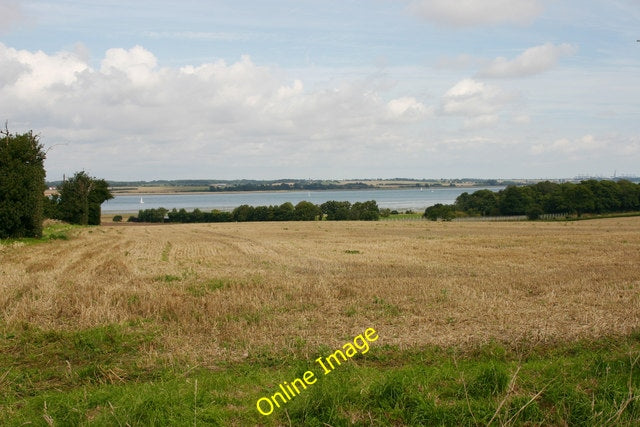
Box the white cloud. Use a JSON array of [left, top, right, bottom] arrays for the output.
[[478, 43, 576, 78], [387, 97, 432, 121], [440, 78, 517, 127], [100, 45, 159, 86], [0, 44, 88, 98], [0, 1, 24, 33], [464, 114, 500, 129], [0, 43, 437, 179], [531, 134, 606, 155], [0, 48, 28, 88], [409, 0, 543, 27]]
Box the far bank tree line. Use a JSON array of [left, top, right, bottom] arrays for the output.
[[0, 127, 112, 239], [208, 181, 372, 192], [129, 200, 380, 223], [424, 180, 640, 221]]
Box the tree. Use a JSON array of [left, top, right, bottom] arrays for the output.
[[232, 204, 254, 222], [57, 171, 113, 225], [541, 185, 571, 214], [43, 193, 62, 219], [273, 202, 295, 221], [498, 186, 533, 215], [137, 208, 168, 222], [582, 179, 621, 214], [617, 180, 640, 211], [456, 189, 498, 216], [168, 208, 189, 223], [564, 183, 595, 216], [453, 179, 639, 218], [88, 178, 112, 225], [253, 205, 272, 221], [210, 210, 233, 222], [424, 204, 455, 221], [349, 200, 380, 221], [294, 201, 321, 221], [190, 208, 204, 223], [526, 205, 543, 220], [455, 192, 471, 212], [532, 180, 559, 197], [320, 200, 351, 220], [0, 127, 46, 238]]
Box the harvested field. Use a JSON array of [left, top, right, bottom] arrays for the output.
[[1, 218, 639, 363]]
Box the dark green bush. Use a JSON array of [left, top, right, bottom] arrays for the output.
[[0, 129, 46, 238]]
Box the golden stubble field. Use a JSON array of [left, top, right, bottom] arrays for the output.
[[1, 218, 639, 364]]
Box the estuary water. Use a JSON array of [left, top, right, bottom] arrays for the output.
[[101, 186, 504, 213]]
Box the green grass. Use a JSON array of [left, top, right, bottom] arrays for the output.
[[0, 223, 80, 246], [154, 274, 181, 284], [1, 323, 638, 426], [160, 241, 172, 262], [186, 279, 229, 297]]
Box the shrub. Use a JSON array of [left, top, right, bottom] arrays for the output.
[[320, 200, 352, 220], [56, 171, 113, 225], [136, 208, 168, 223], [349, 200, 380, 221], [112, 215, 123, 222], [0, 128, 46, 238], [526, 205, 543, 220], [294, 201, 321, 221], [424, 204, 455, 221]]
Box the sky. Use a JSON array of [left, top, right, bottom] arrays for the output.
[[0, 0, 639, 181]]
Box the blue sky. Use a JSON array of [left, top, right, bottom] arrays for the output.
[[1, 0, 639, 180]]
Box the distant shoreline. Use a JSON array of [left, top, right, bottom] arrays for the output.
[[109, 184, 488, 196], [48, 177, 637, 197]]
